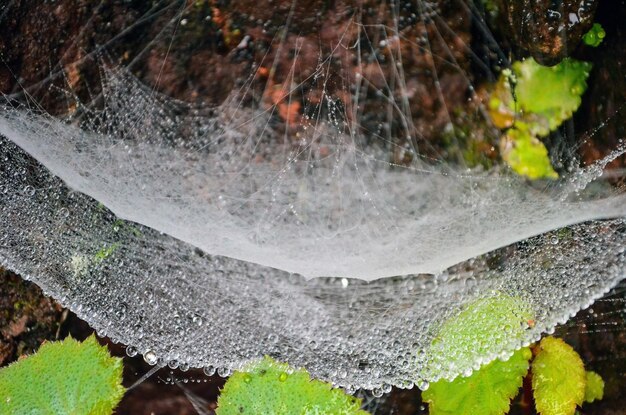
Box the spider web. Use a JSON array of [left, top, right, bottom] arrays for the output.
[[1, 0, 625, 392]]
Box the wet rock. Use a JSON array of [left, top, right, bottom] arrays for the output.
[[0, 269, 64, 365], [498, 0, 599, 65], [577, 0, 626, 170]]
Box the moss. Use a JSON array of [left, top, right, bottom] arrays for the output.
[[583, 23, 606, 48], [94, 243, 120, 263], [439, 108, 499, 170]]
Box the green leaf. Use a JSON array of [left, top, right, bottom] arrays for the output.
[[487, 58, 591, 179], [500, 127, 558, 180], [584, 371, 604, 403], [427, 292, 534, 372], [423, 347, 532, 415], [532, 337, 586, 415], [583, 23, 606, 47], [0, 335, 125, 415], [216, 357, 369, 415], [513, 58, 592, 135]]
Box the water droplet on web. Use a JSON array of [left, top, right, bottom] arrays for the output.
[[22, 185, 35, 196], [143, 350, 158, 365], [464, 276, 477, 288], [125, 346, 137, 357], [217, 367, 232, 378], [416, 379, 430, 391], [423, 278, 437, 292], [190, 313, 203, 326]]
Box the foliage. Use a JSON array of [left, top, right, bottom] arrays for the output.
[[487, 58, 592, 179], [428, 292, 534, 367], [531, 336, 586, 415], [500, 128, 558, 179], [427, 336, 605, 415], [0, 335, 125, 415], [583, 371, 604, 403], [583, 23, 606, 47], [513, 58, 592, 135], [216, 356, 369, 415], [423, 347, 531, 415]]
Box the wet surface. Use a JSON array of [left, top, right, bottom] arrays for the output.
[[1, 271, 625, 414], [1, 0, 626, 413]]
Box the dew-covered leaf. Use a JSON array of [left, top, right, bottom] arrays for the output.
[[427, 292, 534, 371], [500, 127, 558, 179], [216, 357, 369, 415], [532, 337, 586, 415], [423, 347, 531, 415], [487, 57, 591, 178], [0, 335, 125, 415], [584, 371, 604, 403]]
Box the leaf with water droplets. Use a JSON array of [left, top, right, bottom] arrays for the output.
[[423, 347, 532, 415], [532, 337, 586, 415], [427, 292, 534, 373], [216, 356, 369, 415], [0, 335, 125, 415]]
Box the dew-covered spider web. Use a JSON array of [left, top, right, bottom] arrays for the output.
[[1, 0, 626, 392]]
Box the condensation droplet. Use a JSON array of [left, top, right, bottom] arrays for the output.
[[125, 346, 137, 357], [143, 350, 158, 365]]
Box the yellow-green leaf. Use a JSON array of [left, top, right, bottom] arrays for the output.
[[0, 335, 125, 415], [216, 357, 369, 415], [531, 337, 586, 415], [513, 58, 592, 135], [423, 347, 532, 415], [426, 292, 534, 381], [584, 371, 604, 403], [500, 128, 558, 180]]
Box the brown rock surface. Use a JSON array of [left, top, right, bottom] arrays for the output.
[[0, 269, 63, 366]]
